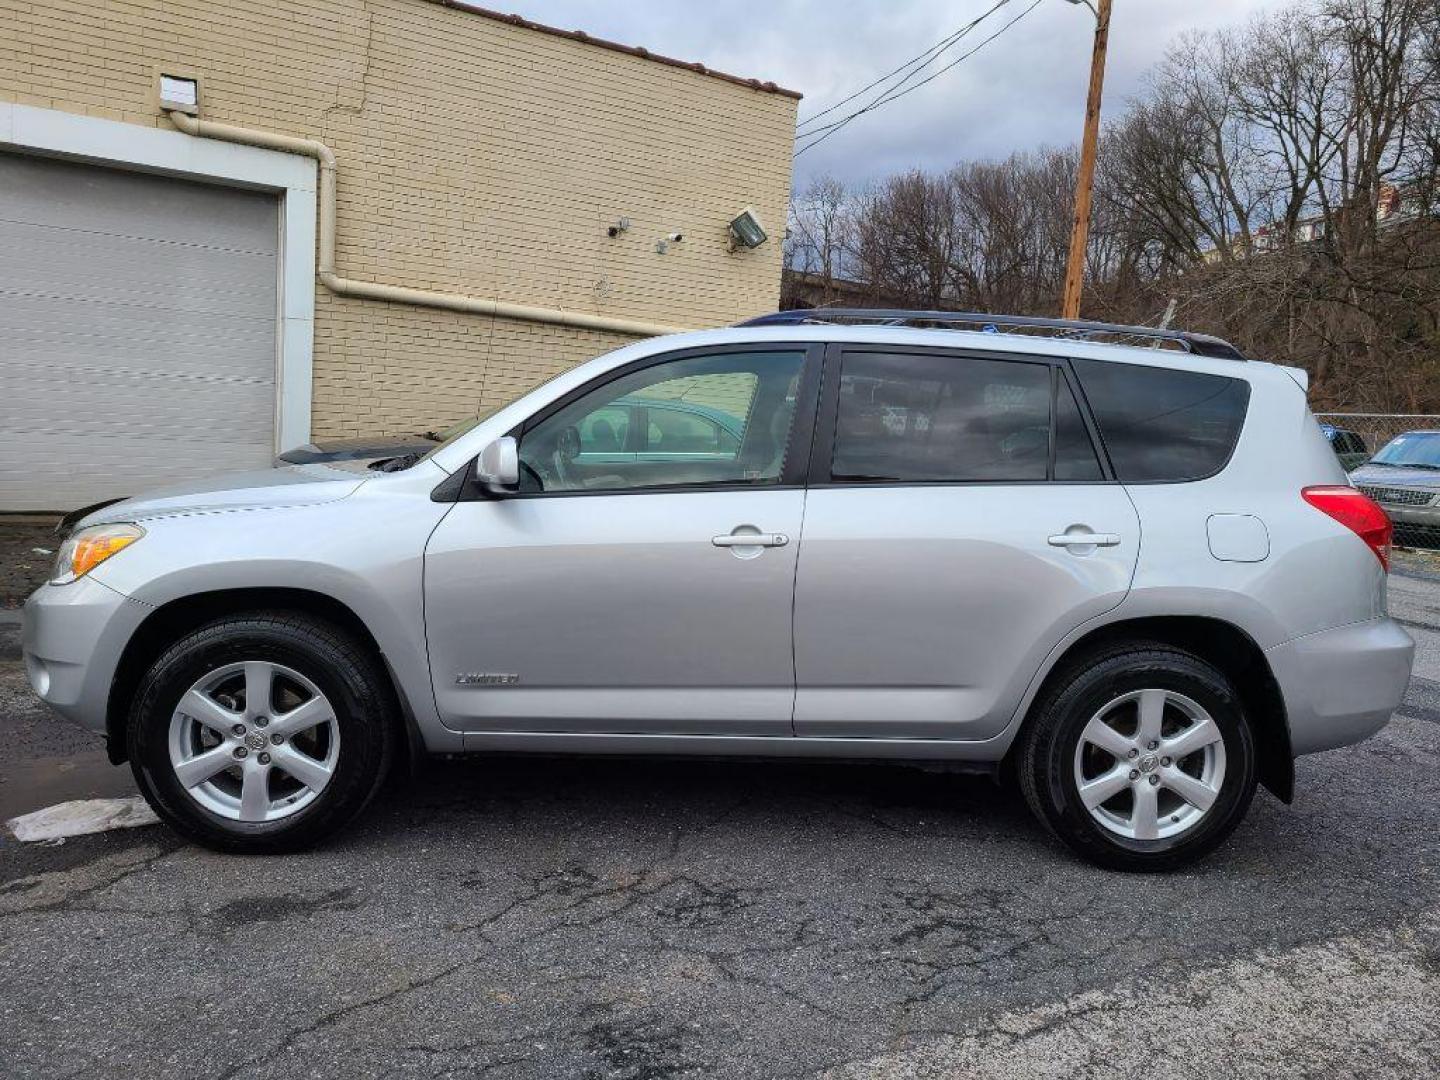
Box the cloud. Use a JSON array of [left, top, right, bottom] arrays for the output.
[[499, 0, 1285, 187]]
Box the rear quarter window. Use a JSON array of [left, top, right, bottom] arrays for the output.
[[1073, 359, 1250, 483]]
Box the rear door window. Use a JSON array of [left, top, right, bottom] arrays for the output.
[[830, 352, 1054, 482], [1072, 359, 1249, 482]]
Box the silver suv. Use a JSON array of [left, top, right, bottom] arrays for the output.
[[22, 311, 1414, 870]]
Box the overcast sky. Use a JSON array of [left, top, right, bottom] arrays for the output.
[[497, 0, 1285, 188]]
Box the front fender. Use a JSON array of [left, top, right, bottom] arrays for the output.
[[89, 482, 454, 747]]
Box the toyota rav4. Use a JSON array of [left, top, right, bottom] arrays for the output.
[[22, 311, 1414, 870]]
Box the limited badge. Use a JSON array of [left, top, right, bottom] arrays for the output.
[[455, 672, 520, 686]]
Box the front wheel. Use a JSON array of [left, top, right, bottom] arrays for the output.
[[128, 613, 396, 853], [1018, 645, 1258, 872]]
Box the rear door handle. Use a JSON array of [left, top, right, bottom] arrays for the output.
[[1048, 532, 1121, 548], [712, 533, 789, 548]]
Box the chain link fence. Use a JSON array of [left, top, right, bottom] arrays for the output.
[[1317, 413, 1440, 549]]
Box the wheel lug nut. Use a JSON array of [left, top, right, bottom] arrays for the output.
[[233, 746, 248, 759], [270, 733, 283, 745], [1161, 756, 1172, 767], [1147, 740, 1159, 750], [254, 716, 269, 728], [1127, 748, 1139, 759], [1148, 775, 1160, 786], [231, 724, 246, 737], [1129, 769, 1140, 780], [258, 752, 271, 765]]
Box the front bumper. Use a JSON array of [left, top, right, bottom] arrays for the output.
[[22, 577, 152, 733], [1266, 617, 1414, 755], [1377, 502, 1440, 528]]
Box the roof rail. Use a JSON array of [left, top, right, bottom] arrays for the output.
[[736, 309, 1248, 361]]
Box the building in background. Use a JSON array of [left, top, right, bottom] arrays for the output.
[[0, 0, 799, 511], [780, 269, 910, 311]]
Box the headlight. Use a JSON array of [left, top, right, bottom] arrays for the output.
[[50, 523, 145, 585]]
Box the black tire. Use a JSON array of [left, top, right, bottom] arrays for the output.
[[1018, 643, 1257, 872], [127, 612, 397, 854]]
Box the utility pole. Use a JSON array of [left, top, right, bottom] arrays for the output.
[[1060, 0, 1113, 320]]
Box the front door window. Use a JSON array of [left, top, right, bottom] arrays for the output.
[[517, 351, 805, 493]]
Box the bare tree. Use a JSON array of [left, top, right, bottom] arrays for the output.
[[788, 0, 1440, 409], [785, 176, 853, 305]]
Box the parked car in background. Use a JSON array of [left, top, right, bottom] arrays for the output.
[[22, 311, 1413, 872], [1349, 430, 1440, 546], [1320, 423, 1370, 469]]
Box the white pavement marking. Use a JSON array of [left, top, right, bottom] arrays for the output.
[[6, 797, 159, 842], [823, 917, 1440, 1080]]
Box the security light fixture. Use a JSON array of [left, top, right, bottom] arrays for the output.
[[159, 74, 200, 115], [607, 217, 631, 239], [728, 208, 768, 251]]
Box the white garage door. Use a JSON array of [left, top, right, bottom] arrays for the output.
[[0, 152, 281, 512]]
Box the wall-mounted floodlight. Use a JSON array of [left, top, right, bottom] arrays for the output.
[[159, 74, 200, 115], [729, 208, 769, 251], [607, 217, 631, 239]]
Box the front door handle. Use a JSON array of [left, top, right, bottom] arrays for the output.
[[1048, 531, 1121, 548], [712, 532, 789, 548]]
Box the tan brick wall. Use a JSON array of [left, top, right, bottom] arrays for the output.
[[0, 0, 798, 437], [630, 371, 769, 427]]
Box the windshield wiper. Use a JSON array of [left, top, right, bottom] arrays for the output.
[[369, 451, 426, 472]]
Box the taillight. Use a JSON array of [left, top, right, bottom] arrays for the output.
[[1302, 485, 1393, 571]]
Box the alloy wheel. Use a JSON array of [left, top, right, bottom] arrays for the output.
[[167, 661, 340, 822], [1072, 688, 1227, 841]]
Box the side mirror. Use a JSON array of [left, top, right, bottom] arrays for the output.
[[476, 436, 519, 494]]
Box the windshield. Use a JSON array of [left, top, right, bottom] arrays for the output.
[[1370, 432, 1440, 469], [405, 369, 574, 469], [420, 412, 488, 453]]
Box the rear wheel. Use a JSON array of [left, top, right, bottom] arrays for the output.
[[1019, 645, 1257, 871], [128, 613, 396, 853]]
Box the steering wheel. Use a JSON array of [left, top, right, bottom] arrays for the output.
[[551, 425, 581, 489]]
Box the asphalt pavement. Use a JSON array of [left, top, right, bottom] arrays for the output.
[[1, 557, 1438, 1078]]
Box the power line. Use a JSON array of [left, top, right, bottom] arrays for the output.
[[796, 0, 1043, 155], [795, 0, 1013, 136], [795, 0, 1045, 158]]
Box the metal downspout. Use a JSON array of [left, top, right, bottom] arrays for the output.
[[165, 110, 686, 338]]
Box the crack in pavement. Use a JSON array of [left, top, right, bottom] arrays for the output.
[[216, 957, 475, 1080]]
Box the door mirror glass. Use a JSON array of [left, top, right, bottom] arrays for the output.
[[476, 436, 519, 493]]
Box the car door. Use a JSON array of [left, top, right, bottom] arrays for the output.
[[792, 345, 1140, 740], [425, 344, 821, 735]]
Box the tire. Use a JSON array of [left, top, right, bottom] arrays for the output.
[[127, 612, 397, 854], [1018, 643, 1257, 872]]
